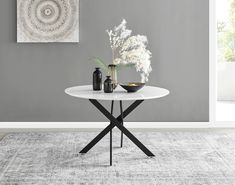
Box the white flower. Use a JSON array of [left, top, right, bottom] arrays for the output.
[[106, 19, 132, 49], [120, 47, 152, 82], [114, 19, 127, 32], [107, 19, 152, 82], [113, 58, 122, 65], [121, 35, 148, 52]]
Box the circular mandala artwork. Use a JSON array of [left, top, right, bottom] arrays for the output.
[[17, 0, 79, 42]]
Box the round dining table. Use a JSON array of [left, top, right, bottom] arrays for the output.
[[65, 85, 169, 166]]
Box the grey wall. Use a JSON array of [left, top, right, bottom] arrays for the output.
[[0, 0, 209, 122]]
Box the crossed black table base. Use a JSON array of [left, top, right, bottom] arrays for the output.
[[79, 99, 155, 166]]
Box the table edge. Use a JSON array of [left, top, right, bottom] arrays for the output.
[[64, 85, 170, 101]]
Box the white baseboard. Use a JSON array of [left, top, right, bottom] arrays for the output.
[[0, 122, 235, 129]]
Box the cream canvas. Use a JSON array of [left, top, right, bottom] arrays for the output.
[[17, 0, 79, 43]]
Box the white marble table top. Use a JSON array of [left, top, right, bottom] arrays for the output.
[[65, 85, 169, 101]]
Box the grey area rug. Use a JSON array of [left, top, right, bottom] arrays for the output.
[[0, 131, 235, 185]]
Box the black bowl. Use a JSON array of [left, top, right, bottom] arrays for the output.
[[120, 82, 145, 93]]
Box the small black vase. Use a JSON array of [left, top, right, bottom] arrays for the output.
[[104, 76, 113, 93], [93, 68, 102, 91]]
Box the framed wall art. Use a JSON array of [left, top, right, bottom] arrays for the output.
[[17, 0, 79, 43]]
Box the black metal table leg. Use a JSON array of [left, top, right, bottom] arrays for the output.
[[79, 123, 113, 154], [110, 100, 114, 166], [120, 100, 124, 148], [80, 100, 144, 154], [89, 99, 155, 157]]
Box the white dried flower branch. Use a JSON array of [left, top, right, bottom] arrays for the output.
[[106, 19, 152, 82], [106, 19, 132, 50]]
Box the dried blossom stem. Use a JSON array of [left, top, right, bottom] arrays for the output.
[[106, 19, 152, 82]]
